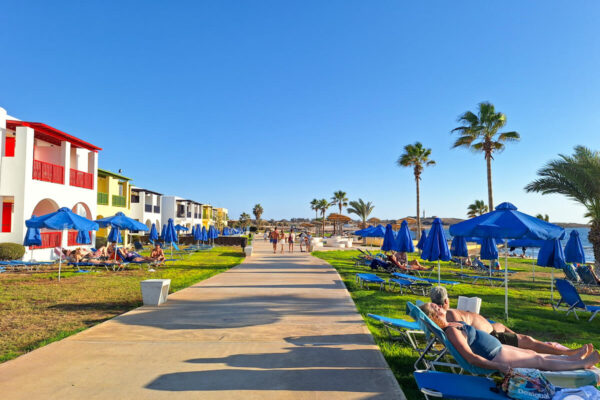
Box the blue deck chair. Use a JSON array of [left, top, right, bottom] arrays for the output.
[[562, 264, 581, 285], [406, 301, 498, 375], [414, 370, 508, 400], [575, 265, 600, 288], [389, 277, 432, 295], [367, 313, 424, 353], [473, 259, 517, 276], [355, 273, 385, 290], [454, 272, 504, 286], [554, 279, 600, 322], [392, 272, 460, 288]]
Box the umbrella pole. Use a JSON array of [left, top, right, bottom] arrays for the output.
[[551, 269, 554, 306], [58, 257, 62, 282], [438, 260, 441, 284], [504, 239, 509, 320], [532, 249, 536, 282]]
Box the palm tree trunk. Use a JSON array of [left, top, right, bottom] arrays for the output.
[[415, 175, 421, 240], [321, 211, 326, 238], [589, 220, 600, 269], [486, 152, 494, 211]]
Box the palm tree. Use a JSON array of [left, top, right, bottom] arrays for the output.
[[331, 190, 348, 234], [397, 142, 435, 240], [525, 146, 600, 267], [452, 102, 520, 211], [239, 212, 251, 228], [317, 198, 330, 237], [252, 204, 263, 228], [347, 199, 375, 229], [467, 200, 488, 218], [535, 214, 550, 222], [310, 198, 319, 223]]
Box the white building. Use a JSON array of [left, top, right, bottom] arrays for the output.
[[0, 107, 100, 261], [160, 196, 204, 230], [130, 186, 162, 230]]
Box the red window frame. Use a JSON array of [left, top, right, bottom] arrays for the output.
[[5, 137, 15, 157]]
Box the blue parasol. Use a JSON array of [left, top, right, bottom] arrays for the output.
[[537, 238, 567, 303], [416, 229, 427, 251], [395, 220, 415, 253], [421, 218, 450, 284], [149, 223, 159, 243], [381, 224, 397, 252], [564, 230, 586, 265]]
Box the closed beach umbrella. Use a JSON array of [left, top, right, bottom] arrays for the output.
[[149, 223, 159, 243], [395, 220, 415, 253], [194, 224, 202, 243], [416, 229, 427, 251], [450, 202, 565, 319], [564, 230, 585, 265], [26, 207, 99, 281], [421, 218, 451, 284], [160, 224, 166, 240], [163, 218, 178, 258], [537, 238, 567, 303], [201, 226, 208, 242], [381, 224, 397, 252], [450, 235, 468, 272], [191, 225, 196, 238]]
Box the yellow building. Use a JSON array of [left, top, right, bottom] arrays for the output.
[[201, 204, 214, 229], [96, 168, 132, 239], [215, 207, 228, 229]]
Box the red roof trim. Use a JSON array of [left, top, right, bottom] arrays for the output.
[[6, 120, 102, 152]]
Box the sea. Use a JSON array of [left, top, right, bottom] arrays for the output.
[[442, 227, 594, 263]]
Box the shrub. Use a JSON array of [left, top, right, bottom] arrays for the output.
[[0, 243, 26, 260], [95, 236, 107, 248]]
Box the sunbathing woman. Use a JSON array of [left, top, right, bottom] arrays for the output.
[[390, 252, 432, 271], [419, 302, 599, 373]]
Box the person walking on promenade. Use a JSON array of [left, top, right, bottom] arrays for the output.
[[288, 230, 295, 253], [279, 229, 285, 253], [299, 232, 305, 252], [264, 231, 268, 241], [270, 228, 279, 253]]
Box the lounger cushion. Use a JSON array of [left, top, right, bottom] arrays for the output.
[[542, 367, 600, 388], [367, 314, 420, 331], [414, 370, 508, 400]]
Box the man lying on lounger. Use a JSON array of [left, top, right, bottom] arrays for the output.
[[429, 286, 591, 357]]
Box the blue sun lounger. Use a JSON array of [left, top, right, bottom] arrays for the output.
[[414, 370, 508, 400], [555, 279, 600, 322], [392, 272, 460, 287], [367, 313, 424, 353], [454, 272, 505, 286], [355, 273, 385, 290], [389, 278, 432, 295]]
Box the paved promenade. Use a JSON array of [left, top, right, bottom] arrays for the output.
[[0, 240, 405, 399]]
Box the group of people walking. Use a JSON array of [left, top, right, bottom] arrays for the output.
[[265, 228, 311, 254]]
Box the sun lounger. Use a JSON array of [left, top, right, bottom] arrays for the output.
[[473, 259, 516, 276], [367, 313, 424, 353], [455, 272, 505, 286], [389, 278, 432, 295], [554, 279, 600, 321], [355, 273, 385, 290], [576, 265, 600, 287], [392, 272, 460, 288], [414, 370, 508, 400]]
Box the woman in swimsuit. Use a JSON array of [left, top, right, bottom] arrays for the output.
[[420, 302, 599, 373]]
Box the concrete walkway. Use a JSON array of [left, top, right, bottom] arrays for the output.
[[0, 240, 405, 399]]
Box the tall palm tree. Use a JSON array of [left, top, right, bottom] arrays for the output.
[[535, 214, 550, 222], [252, 204, 263, 228], [331, 190, 348, 234], [310, 198, 319, 223], [239, 212, 251, 228], [525, 146, 600, 267], [452, 102, 520, 211], [397, 142, 435, 240], [317, 198, 330, 237], [347, 199, 375, 229], [467, 200, 488, 218]]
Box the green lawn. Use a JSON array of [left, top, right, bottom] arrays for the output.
[[313, 250, 600, 399], [0, 246, 244, 362]]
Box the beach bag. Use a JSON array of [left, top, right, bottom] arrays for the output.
[[502, 368, 555, 400]]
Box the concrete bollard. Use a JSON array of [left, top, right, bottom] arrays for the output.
[[244, 246, 253, 257], [141, 279, 171, 306]]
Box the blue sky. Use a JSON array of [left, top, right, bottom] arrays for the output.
[[2, 1, 599, 223]]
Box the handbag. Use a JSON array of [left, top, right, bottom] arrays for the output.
[[501, 368, 555, 400]]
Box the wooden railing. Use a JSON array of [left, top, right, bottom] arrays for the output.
[[30, 231, 62, 249], [67, 230, 92, 246], [70, 169, 94, 189], [32, 160, 64, 184], [98, 192, 108, 205], [112, 195, 126, 207]]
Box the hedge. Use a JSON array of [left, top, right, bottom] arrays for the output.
[[0, 243, 26, 260]]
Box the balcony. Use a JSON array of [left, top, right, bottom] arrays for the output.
[[67, 230, 91, 246], [98, 192, 108, 205], [153, 205, 160, 213], [69, 169, 94, 189], [145, 204, 152, 212], [112, 195, 127, 208], [33, 160, 64, 184], [30, 231, 62, 249]]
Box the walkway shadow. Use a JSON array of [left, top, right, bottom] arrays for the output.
[[145, 368, 393, 397]]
